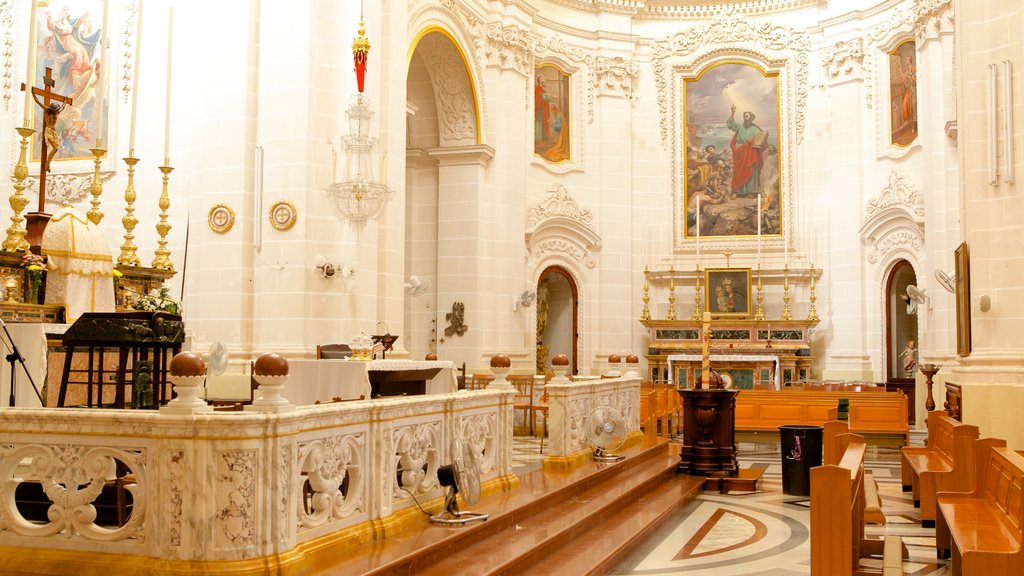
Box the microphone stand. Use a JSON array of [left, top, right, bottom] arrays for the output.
[[1, 321, 44, 406]]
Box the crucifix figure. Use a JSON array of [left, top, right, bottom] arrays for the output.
[[21, 67, 73, 213]]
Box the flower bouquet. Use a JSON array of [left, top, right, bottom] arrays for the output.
[[21, 253, 46, 304], [131, 286, 182, 315]]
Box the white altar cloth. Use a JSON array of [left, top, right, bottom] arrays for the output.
[[666, 354, 780, 389], [285, 359, 458, 405]]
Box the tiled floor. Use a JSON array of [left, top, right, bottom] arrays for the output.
[[511, 434, 949, 575]]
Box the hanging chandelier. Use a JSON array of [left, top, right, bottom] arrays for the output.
[[326, 20, 393, 234]]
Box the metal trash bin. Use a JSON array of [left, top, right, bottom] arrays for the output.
[[779, 425, 823, 496]]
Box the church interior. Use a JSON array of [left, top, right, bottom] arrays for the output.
[[0, 0, 1022, 574]]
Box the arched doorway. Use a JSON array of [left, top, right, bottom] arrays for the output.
[[884, 259, 918, 423], [538, 267, 578, 375]]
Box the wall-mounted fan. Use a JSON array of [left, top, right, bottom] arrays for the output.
[[513, 289, 537, 311], [208, 341, 230, 376], [429, 437, 488, 525], [906, 285, 928, 314], [404, 275, 430, 296], [935, 269, 956, 293], [586, 406, 627, 462]]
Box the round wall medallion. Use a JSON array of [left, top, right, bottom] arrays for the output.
[[208, 204, 235, 234], [269, 200, 297, 231]]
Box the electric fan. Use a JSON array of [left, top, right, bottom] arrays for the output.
[[906, 285, 928, 314], [429, 437, 488, 525], [586, 405, 627, 462], [207, 342, 230, 376], [935, 269, 956, 293]]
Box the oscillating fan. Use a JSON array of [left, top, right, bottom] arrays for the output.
[[429, 437, 488, 525], [586, 406, 627, 462], [906, 285, 928, 314], [935, 269, 956, 293], [207, 342, 230, 376]]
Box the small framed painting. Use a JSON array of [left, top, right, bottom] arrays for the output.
[[704, 268, 752, 318]]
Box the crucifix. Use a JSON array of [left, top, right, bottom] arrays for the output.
[[20, 67, 72, 249]]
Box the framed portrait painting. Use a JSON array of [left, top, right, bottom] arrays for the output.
[[534, 64, 571, 163], [955, 241, 971, 356], [683, 62, 781, 240], [705, 268, 752, 318], [27, 0, 110, 164], [888, 40, 918, 147]]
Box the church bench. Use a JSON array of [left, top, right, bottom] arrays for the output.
[[935, 439, 1023, 576], [824, 420, 885, 524], [639, 389, 658, 440], [640, 384, 677, 437], [734, 389, 908, 444], [900, 410, 979, 526], [811, 432, 906, 575]]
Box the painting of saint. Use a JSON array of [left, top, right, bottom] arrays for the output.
[[535, 65, 570, 163], [29, 0, 108, 163], [889, 40, 917, 147], [683, 62, 780, 240], [705, 268, 752, 318]]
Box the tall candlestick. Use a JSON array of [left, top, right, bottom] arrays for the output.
[[756, 193, 762, 266], [696, 195, 701, 263], [129, 0, 144, 152], [23, 0, 38, 128], [94, 0, 109, 146], [163, 6, 172, 164]]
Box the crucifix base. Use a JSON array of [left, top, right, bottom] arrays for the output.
[[25, 212, 52, 255]]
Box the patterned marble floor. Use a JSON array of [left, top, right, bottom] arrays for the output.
[[511, 434, 949, 575]]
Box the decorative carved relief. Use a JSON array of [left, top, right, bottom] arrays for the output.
[[167, 449, 184, 547], [821, 38, 865, 85], [595, 56, 639, 100], [2, 1, 14, 111], [526, 184, 601, 270], [297, 434, 364, 531], [866, 171, 924, 220], [215, 450, 256, 549], [26, 171, 115, 204], [392, 422, 441, 499], [279, 443, 291, 546], [861, 171, 925, 265], [652, 9, 809, 150], [417, 33, 477, 146], [549, 0, 820, 19], [528, 183, 593, 227], [459, 411, 497, 475], [122, 0, 141, 104]]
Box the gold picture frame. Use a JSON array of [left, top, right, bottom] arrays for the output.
[[955, 241, 971, 356], [208, 204, 235, 234], [704, 268, 752, 318], [269, 200, 297, 231]]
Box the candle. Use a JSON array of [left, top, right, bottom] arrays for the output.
[[23, 0, 38, 128], [95, 0, 109, 146], [129, 0, 144, 152], [163, 6, 172, 164], [756, 193, 762, 266], [696, 195, 701, 263]]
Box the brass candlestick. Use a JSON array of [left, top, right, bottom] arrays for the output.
[[753, 264, 765, 320], [666, 266, 677, 321], [87, 145, 106, 225], [807, 264, 820, 323], [640, 266, 651, 321], [691, 265, 703, 321], [780, 264, 793, 320], [151, 165, 175, 270], [3, 127, 35, 252], [118, 152, 141, 266]]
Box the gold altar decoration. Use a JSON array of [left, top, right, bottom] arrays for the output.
[[753, 264, 766, 320], [691, 265, 702, 321], [3, 127, 35, 252], [780, 265, 793, 320], [87, 145, 107, 225], [151, 165, 175, 270], [666, 266, 677, 321], [807, 264, 819, 323], [118, 153, 141, 266], [640, 266, 651, 322]]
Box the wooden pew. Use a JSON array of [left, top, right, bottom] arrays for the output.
[[811, 432, 906, 575], [935, 438, 1023, 576], [735, 389, 908, 444], [824, 420, 885, 524], [900, 410, 979, 526], [639, 388, 658, 441]]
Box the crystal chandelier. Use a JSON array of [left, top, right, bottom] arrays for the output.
[[326, 20, 393, 234]]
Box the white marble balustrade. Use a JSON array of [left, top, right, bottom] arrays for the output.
[[545, 376, 642, 459], [0, 389, 514, 563]]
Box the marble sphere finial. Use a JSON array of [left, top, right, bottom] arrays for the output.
[[170, 351, 206, 377], [254, 353, 289, 377]]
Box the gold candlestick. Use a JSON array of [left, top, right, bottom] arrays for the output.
[[151, 165, 175, 270], [753, 264, 766, 320], [691, 265, 703, 321], [87, 145, 106, 225], [807, 264, 819, 323], [666, 266, 677, 321], [640, 267, 651, 321], [3, 127, 35, 252], [780, 264, 793, 320], [118, 153, 141, 266]]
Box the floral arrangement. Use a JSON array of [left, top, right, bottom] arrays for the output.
[[21, 253, 46, 304], [131, 285, 182, 315]]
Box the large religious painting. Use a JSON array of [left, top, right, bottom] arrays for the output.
[[684, 62, 780, 240], [888, 40, 917, 147], [27, 0, 109, 163], [534, 64, 570, 163]]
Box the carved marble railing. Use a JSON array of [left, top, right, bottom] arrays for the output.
[[544, 375, 642, 468], [0, 389, 514, 566]]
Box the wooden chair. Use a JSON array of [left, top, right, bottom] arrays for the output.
[[509, 375, 535, 436], [316, 344, 352, 359], [465, 374, 494, 390]]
